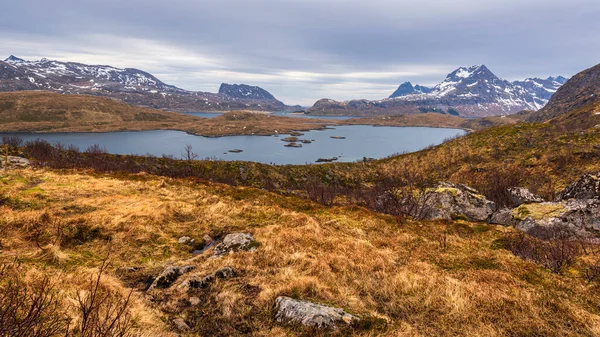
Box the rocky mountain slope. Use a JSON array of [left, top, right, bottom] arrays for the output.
[[310, 65, 567, 117], [0, 55, 289, 112], [526, 63, 600, 123], [218, 83, 276, 100]]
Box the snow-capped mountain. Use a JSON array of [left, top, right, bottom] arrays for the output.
[[310, 65, 568, 117], [0, 55, 289, 112]]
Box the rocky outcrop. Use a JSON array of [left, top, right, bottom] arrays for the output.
[[508, 187, 544, 206], [148, 265, 194, 290], [0, 156, 30, 168], [489, 208, 513, 226], [558, 173, 600, 201], [511, 200, 600, 235], [274, 296, 358, 330], [421, 182, 496, 222], [213, 233, 257, 257], [179, 267, 235, 291]]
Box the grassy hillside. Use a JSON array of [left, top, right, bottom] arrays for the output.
[[2, 168, 600, 336], [0, 91, 332, 136]]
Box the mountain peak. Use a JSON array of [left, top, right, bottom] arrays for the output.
[[4, 55, 25, 63], [219, 83, 277, 100], [446, 64, 496, 82], [390, 82, 432, 98]]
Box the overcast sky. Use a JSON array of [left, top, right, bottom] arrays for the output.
[[1, 0, 599, 106]]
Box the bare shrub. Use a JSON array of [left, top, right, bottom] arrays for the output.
[[74, 259, 135, 337], [0, 264, 69, 337], [505, 224, 583, 274], [2, 136, 23, 149]]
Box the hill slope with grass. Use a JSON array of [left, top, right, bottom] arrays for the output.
[[2, 168, 600, 336]]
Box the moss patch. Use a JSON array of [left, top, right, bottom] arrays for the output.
[[512, 203, 566, 221]]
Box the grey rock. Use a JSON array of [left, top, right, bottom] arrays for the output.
[[507, 187, 544, 206], [274, 296, 358, 330], [558, 173, 600, 201], [1, 156, 30, 168], [489, 208, 512, 226], [421, 182, 496, 222], [511, 200, 600, 235], [172, 318, 190, 332], [213, 233, 257, 257], [178, 236, 192, 244], [149, 265, 194, 290], [179, 267, 235, 291]]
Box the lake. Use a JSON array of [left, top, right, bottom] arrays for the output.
[[184, 111, 359, 120], [0, 126, 465, 165]]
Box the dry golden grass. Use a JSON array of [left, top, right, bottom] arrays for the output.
[[2, 168, 600, 336]]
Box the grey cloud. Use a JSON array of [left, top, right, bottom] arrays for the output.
[[1, 0, 600, 105]]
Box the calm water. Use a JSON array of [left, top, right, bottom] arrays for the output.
[[184, 111, 358, 120], [1, 126, 464, 165]]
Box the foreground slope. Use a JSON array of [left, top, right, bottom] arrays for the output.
[[2, 168, 600, 336]]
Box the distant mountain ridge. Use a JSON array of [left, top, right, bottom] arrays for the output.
[[0, 55, 290, 112], [310, 64, 567, 117], [219, 83, 276, 100]]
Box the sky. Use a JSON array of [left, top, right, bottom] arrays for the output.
[[1, 0, 600, 106]]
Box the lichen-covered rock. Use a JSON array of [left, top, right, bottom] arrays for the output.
[[213, 233, 257, 257], [148, 265, 194, 290], [511, 200, 600, 234], [179, 266, 235, 291], [558, 173, 600, 200], [274, 296, 358, 330], [507, 187, 544, 206], [489, 208, 513, 226], [421, 182, 496, 222]]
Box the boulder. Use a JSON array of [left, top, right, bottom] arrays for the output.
[[507, 187, 544, 206], [489, 208, 513, 226], [179, 267, 236, 291], [511, 200, 600, 235], [148, 265, 194, 290], [421, 182, 496, 222], [213, 233, 257, 257], [558, 173, 600, 200], [274, 296, 358, 330]]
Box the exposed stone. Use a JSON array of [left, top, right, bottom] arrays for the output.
[[274, 296, 358, 330], [179, 267, 235, 291], [188, 296, 201, 306], [489, 208, 513, 226], [213, 233, 257, 257], [149, 265, 194, 290], [178, 236, 192, 244], [0, 156, 30, 168], [507, 187, 544, 206], [172, 318, 190, 332], [558, 173, 600, 201], [511, 200, 600, 235], [421, 182, 496, 222]]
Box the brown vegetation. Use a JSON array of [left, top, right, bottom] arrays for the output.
[[3, 168, 600, 336]]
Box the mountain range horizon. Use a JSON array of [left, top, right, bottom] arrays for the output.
[[1, 55, 567, 115]]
